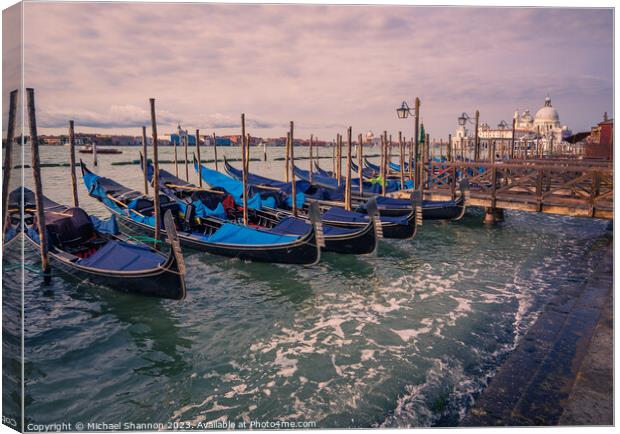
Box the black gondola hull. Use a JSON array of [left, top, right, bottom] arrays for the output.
[[24, 235, 186, 300], [115, 211, 320, 265], [323, 220, 377, 254], [321, 212, 416, 240]]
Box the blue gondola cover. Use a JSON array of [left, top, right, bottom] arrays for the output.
[[78, 240, 164, 271], [204, 223, 298, 245]]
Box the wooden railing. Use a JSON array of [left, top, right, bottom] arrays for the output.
[[392, 159, 613, 220]]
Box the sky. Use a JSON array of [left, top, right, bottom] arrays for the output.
[[4, 2, 614, 140]]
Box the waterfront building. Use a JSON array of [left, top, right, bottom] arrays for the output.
[[452, 96, 572, 155], [585, 113, 614, 160]]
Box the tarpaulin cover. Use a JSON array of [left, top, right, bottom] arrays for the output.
[[268, 217, 357, 237], [177, 200, 228, 220], [322, 206, 408, 225], [90, 215, 119, 235], [225, 160, 338, 204], [268, 217, 312, 236], [203, 223, 298, 245], [294, 166, 406, 194], [78, 240, 164, 271], [194, 160, 289, 210]]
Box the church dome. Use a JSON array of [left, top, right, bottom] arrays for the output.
[[534, 96, 559, 123]]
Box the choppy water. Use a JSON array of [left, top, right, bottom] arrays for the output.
[[3, 145, 611, 429]]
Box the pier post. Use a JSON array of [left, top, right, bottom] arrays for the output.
[[414, 97, 420, 190], [285, 132, 291, 183], [263, 140, 267, 162], [381, 131, 388, 196], [337, 133, 342, 187], [398, 131, 405, 190], [141, 126, 149, 194], [195, 129, 202, 187], [184, 131, 189, 181], [246, 133, 251, 175], [27, 88, 51, 282], [309, 134, 313, 182], [241, 114, 248, 225], [332, 140, 336, 174], [408, 136, 413, 182], [2, 90, 17, 239], [212, 132, 218, 171], [149, 98, 162, 245], [474, 110, 480, 161], [68, 120, 79, 207], [510, 118, 516, 160], [358, 133, 364, 194], [92, 140, 98, 166], [447, 134, 452, 162], [290, 121, 297, 216], [345, 127, 353, 211], [173, 129, 178, 177], [426, 133, 431, 189]]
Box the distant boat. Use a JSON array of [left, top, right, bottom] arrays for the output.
[[78, 145, 123, 154]]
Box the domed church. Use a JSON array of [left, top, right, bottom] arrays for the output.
[[514, 96, 570, 144]]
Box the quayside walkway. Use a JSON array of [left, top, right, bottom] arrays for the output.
[[390, 159, 613, 220], [459, 237, 613, 426]]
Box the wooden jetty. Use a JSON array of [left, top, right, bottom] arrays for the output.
[[389, 158, 613, 220]]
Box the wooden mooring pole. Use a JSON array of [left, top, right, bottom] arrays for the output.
[[241, 114, 248, 225], [290, 121, 297, 216], [309, 134, 314, 182], [173, 130, 179, 177], [149, 98, 162, 245], [332, 140, 336, 174], [68, 120, 79, 207], [414, 97, 420, 190], [245, 133, 251, 175], [337, 133, 342, 187], [212, 132, 218, 171], [195, 129, 202, 187], [141, 126, 149, 194], [358, 133, 364, 195], [184, 132, 189, 181], [2, 89, 17, 239], [27, 88, 51, 282], [92, 140, 98, 167], [474, 109, 480, 162], [285, 132, 291, 183], [399, 131, 405, 190], [381, 131, 388, 196], [510, 118, 516, 160], [345, 127, 352, 211]]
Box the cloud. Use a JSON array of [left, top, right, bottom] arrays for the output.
[[14, 3, 613, 138]]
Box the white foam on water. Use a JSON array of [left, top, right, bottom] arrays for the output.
[[273, 348, 298, 377]]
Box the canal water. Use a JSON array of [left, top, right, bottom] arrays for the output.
[[3, 145, 611, 428]]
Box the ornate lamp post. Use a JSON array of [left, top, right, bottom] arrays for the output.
[[396, 98, 420, 187], [457, 110, 480, 161]]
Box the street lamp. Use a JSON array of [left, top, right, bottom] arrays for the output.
[[396, 101, 413, 119], [395, 98, 420, 185], [457, 110, 480, 161], [458, 112, 472, 126]]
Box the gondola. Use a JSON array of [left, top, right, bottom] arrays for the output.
[[209, 157, 420, 240], [141, 156, 379, 255], [81, 162, 321, 265], [293, 164, 467, 220], [293, 163, 409, 196], [7, 187, 186, 300]]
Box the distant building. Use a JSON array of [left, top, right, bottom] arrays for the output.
[[586, 114, 613, 160], [452, 96, 572, 154]]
